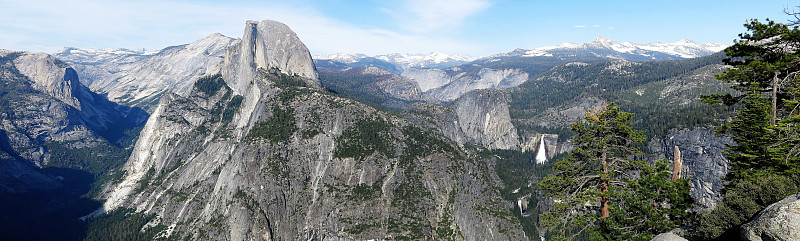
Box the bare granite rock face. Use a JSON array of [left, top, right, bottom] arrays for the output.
[[13, 53, 80, 108], [740, 193, 800, 241], [56, 33, 237, 111], [402, 67, 529, 101], [450, 90, 520, 150], [0, 50, 148, 191], [651, 232, 688, 241], [103, 20, 525, 240], [223, 20, 319, 95], [404, 89, 520, 150], [648, 128, 733, 209], [401, 68, 452, 92]]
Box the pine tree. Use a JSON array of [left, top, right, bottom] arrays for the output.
[[539, 103, 692, 241], [701, 17, 800, 181], [702, 19, 800, 126], [717, 90, 778, 181], [691, 14, 800, 239]]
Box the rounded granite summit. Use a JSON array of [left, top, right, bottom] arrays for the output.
[[223, 20, 320, 94]]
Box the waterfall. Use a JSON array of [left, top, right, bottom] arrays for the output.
[[535, 135, 547, 164]]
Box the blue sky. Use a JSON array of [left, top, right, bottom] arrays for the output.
[[0, 0, 796, 57]]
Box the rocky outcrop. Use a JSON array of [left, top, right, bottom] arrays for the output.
[[56, 33, 237, 111], [452, 90, 519, 149], [103, 20, 525, 240], [222, 20, 319, 95], [12, 52, 81, 108], [361, 67, 428, 101], [0, 50, 147, 196], [651, 232, 688, 241], [1, 50, 147, 160], [316, 66, 440, 109], [519, 133, 572, 161], [648, 128, 733, 209], [406, 90, 520, 150], [429, 68, 529, 101], [401, 68, 453, 92], [519, 97, 606, 129], [740, 193, 800, 241], [402, 67, 529, 101]]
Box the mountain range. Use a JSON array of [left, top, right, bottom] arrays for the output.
[[315, 36, 727, 71], [315, 51, 475, 71], [497, 36, 727, 60], [55, 35, 727, 108], [0, 19, 752, 240]]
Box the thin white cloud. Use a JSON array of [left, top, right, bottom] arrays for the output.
[[608, 27, 616, 30], [593, 25, 600, 28], [393, 0, 491, 33], [0, 0, 486, 56], [575, 25, 586, 28]]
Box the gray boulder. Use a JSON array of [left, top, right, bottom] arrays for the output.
[[741, 193, 800, 241], [651, 232, 688, 241]]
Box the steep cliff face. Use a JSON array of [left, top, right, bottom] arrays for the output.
[[0, 50, 150, 240], [649, 128, 733, 209], [104, 20, 525, 240], [401, 67, 529, 101], [0, 50, 148, 167], [223, 20, 319, 95], [405, 89, 520, 150], [361, 67, 434, 102], [451, 90, 520, 150], [56, 33, 237, 110], [519, 133, 571, 161]]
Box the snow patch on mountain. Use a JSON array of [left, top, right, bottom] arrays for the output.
[[55, 33, 237, 110], [496, 36, 727, 60], [316, 51, 475, 70]]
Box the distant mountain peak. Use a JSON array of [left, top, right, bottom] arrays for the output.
[[593, 35, 612, 43], [497, 37, 728, 60], [315, 51, 475, 70]]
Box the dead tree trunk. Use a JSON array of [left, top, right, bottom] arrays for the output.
[[672, 146, 682, 182], [772, 73, 778, 126]]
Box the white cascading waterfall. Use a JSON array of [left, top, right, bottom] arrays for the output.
[[535, 135, 547, 164]]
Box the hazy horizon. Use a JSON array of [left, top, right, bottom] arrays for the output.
[[1, 0, 795, 56]]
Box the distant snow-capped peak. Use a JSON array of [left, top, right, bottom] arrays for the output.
[[512, 36, 728, 59], [54, 47, 158, 66], [314, 53, 368, 63], [315, 51, 475, 69]]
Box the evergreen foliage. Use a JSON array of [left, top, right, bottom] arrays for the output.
[[510, 52, 725, 117], [694, 16, 800, 240], [691, 174, 798, 240], [246, 106, 297, 143], [84, 208, 166, 241], [488, 148, 561, 238], [193, 73, 225, 96], [264, 67, 310, 88], [319, 68, 412, 109], [717, 91, 779, 181], [539, 103, 691, 241], [334, 118, 395, 160]]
